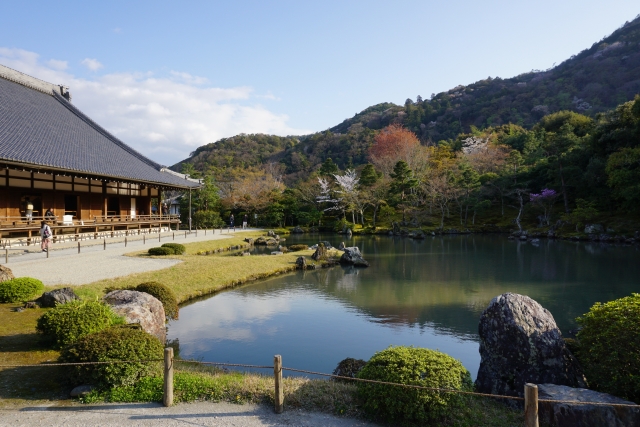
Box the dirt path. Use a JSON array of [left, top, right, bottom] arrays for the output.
[[0, 401, 380, 427]]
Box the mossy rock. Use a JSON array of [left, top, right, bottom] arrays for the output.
[[288, 244, 308, 252]]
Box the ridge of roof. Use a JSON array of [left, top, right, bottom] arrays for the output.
[[51, 91, 166, 171], [0, 63, 66, 96]]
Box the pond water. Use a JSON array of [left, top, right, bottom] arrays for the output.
[[166, 234, 640, 379]]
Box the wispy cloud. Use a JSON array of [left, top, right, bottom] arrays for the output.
[[81, 58, 103, 71], [112, 27, 122, 34], [0, 47, 309, 165]]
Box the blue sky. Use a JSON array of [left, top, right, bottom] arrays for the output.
[[1, 1, 638, 165]]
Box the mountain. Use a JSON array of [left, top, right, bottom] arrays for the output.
[[174, 15, 640, 179]]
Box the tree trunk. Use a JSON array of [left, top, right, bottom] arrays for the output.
[[372, 205, 378, 228], [558, 161, 569, 213]]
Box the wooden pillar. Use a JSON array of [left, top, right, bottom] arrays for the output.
[[524, 383, 539, 427], [274, 355, 283, 414], [163, 347, 174, 407]]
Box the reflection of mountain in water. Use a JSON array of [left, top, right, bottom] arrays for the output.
[[239, 234, 640, 336]]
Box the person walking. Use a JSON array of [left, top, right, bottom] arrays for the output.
[[242, 214, 248, 229], [40, 220, 52, 252], [229, 214, 235, 232]]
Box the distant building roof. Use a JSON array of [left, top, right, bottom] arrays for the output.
[[0, 64, 200, 189]]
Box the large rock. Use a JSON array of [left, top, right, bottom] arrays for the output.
[[311, 244, 327, 261], [291, 226, 304, 234], [37, 287, 79, 307], [339, 247, 369, 267], [538, 384, 640, 427], [0, 265, 14, 283], [584, 224, 604, 234], [103, 290, 166, 343], [475, 293, 586, 398]]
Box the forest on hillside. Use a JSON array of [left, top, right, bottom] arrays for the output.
[[177, 96, 640, 235]]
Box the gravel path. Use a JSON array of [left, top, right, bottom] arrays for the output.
[[0, 401, 380, 427], [4, 229, 251, 286]]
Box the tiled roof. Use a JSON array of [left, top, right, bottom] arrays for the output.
[[0, 70, 200, 189]]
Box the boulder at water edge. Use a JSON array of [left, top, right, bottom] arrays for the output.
[[0, 265, 14, 283], [295, 256, 307, 270], [291, 226, 304, 234], [339, 247, 369, 267], [37, 287, 79, 307], [475, 293, 586, 398], [103, 290, 166, 343], [538, 384, 639, 427]]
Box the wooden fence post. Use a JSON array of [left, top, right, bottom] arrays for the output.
[[143, 234, 145, 245], [274, 355, 284, 414], [159, 231, 161, 242], [173, 232, 175, 240], [525, 383, 539, 427], [6, 249, 9, 263], [104, 239, 106, 250], [125, 237, 127, 247], [163, 347, 174, 407], [77, 242, 80, 254]]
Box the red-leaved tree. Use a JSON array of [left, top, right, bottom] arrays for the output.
[[369, 124, 420, 176]]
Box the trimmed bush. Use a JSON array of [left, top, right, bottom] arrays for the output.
[[357, 346, 472, 425], [148, 247, 175, 256], [36, 300, 124, 348], [136, 282, 179, 320], [161, 243, 186, 255], [287, 244, 308, 252], [60, 325, 164, 387], [576, 293, 640, 403], [0, 277, 44, 303]]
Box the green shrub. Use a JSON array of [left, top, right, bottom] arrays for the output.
[[576, 293, 640, 403], [0, 277, 44, 302], [334, 218, 354, 233], [161, 243, 186, 255], [356, 346, 473, 425], [192, 211, 225, 228], [136, 282, 179, 320], [36, 300, 124, 348], [148, 247, 175, 256], [60, 325, 164, 387], [287, 244, 308, 252]]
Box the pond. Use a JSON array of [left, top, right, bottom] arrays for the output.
[[167, 234, 640, 379]]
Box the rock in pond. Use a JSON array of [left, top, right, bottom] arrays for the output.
[[475, 293, 586, 398], [103, 290, 166, 343], [0, 265, 15, 283], [339, 247, 369, 267], [37, 287, 79, 307], [291, 226, 304, 234], [538, 384, 640, 427], [295, 256, 306, 270]]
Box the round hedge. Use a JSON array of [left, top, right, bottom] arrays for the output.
[[576, 293, 640, 403], [59, 325, 164, 387], [136, 282, 179, 320], [36, 300, 124, 348], [356, 346, 472, 425], [0, 277, 44, 303], [148, 247, 174, 256], [161, 243, 186, 255]]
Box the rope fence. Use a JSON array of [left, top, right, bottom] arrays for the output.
[[2, 351, 638, 425]]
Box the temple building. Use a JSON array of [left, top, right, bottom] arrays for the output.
[[0, 64, 200, 243]]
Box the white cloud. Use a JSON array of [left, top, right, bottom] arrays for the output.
[[0, 47, 310, 165], [81, 58, 103, 71], [112, 27, 122, 34], [47, 59, 68, 70]]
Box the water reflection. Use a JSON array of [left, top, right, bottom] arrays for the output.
[[168, 234, 640, 379]]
